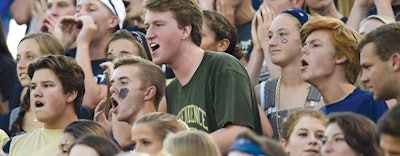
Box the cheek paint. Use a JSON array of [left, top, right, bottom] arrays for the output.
[[281, 39, 288, 44], [118, 88, 129, 100]]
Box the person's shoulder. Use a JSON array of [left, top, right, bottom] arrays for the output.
[[0, 111, 11, 121], [0, 54, 15, 63], [17, 128, 42, 138], [166, 78, 180, 90], [342, 88, 374, 104], [9, 129, 41, 154], [352, 88, 387, 106], [11, 130, 30, 143], [204, 51, 226, 58], [78, 106, 92, 120], [0, 129, 8, 137], [204, 51, 241, 65], [0, 111, 11, 135], [167, 77, 179, 85], [0, 54, 16, 69], [350, 87, 373, 98], [91, 59, 107, 66], [236, 20, 252, 29], [203, 51, 248, 78]]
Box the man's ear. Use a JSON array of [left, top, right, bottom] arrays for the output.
[[181, 25, 192, 39], [293, 0, 305, 9], [280, 138, 288, 148], [144, 86, 156, 101], [390, 53, 400, 72], [108, 16, 120, 29], [335, 55, 348, 64], [66, 91, 78, 104], [216, 39, 230, 52]]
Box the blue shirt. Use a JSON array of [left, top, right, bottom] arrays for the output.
[[320, 87, 388, 122], [91, 59, 107, 85], [65, 48, 107, 85]]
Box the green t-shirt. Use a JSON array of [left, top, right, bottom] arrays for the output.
[[166, 51, 262, 134]]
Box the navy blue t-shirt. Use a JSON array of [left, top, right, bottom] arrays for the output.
[[65, 48, 107, 85], [236, 20, 253, 61], [320, 87, 388, 122], [91, 59, 107, 85]]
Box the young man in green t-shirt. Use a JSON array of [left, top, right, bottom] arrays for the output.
[[144, 0, 266, 154]]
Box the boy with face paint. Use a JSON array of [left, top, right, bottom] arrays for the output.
[[96, 55, 165, 127], [94, 55, 165, 150], [9, 55, 85, 156]]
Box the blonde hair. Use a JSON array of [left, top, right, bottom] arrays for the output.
[[115, 151, 151, 156], [19, 33, 64, 56], [162, 130, 221, 156], [134, 112, 189, 141], [281, 109, 327, 140], [113, 55, 165, 107], [300, 15, 361, 84]]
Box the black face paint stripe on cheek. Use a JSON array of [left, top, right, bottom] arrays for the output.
[[118, 88, 129, 99]]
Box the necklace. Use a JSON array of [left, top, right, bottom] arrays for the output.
[[274, 77, 310, 139]]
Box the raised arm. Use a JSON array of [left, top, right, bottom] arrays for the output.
[[197, 0, 216, 10], [347, 0, 373, 30], [347, 0, 394, 31], [75, 15, 107, 111], [10, 0, 33, 24], [246, 3, 280, 86], [374, 0, 395, 19]]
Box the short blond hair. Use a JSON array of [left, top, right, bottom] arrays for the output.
[[134, 112, 189, 141], [281, 109, 327, 140], [114, 55, 165, 107], [162, 130, 221, 156]]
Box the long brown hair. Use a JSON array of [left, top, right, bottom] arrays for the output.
[[11, 33, 65, 136], [327, 112, 382, 156]]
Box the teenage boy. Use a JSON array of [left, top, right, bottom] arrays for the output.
[[9, 55, 85, 156]]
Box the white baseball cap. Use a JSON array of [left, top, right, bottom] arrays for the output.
[[78, 0, 126, 29]]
